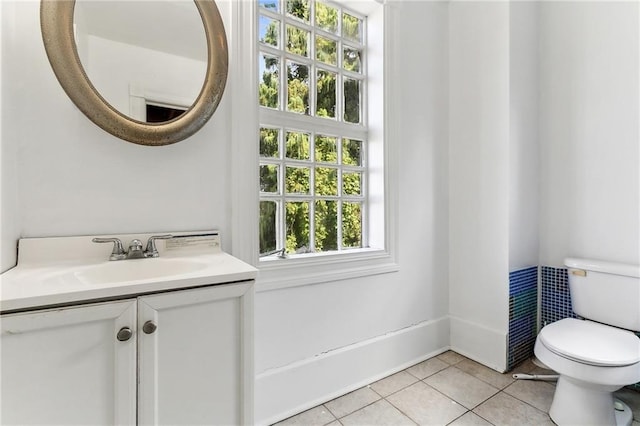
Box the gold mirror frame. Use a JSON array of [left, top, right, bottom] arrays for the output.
[[40, 0, 228, 146]]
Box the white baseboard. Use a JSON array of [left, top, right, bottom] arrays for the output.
[[255, 316, 450, 425], [449, 315, 507, 373]]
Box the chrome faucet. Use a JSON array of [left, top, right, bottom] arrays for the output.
[[93, 235, 173, 260], [144, 235, 173, 258]]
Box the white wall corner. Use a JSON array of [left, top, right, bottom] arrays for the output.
[[0, 0, 20, 273], [229, 0, 259, 266], [449, 315, 508, 373]]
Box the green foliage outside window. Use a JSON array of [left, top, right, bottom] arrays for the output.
[[259, 132, 365, 255], [287, 0, 310, 22], [315, 2, 338, 33], [259, 1, 365, 256]]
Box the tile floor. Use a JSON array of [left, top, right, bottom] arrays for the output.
[[274, 351, 640, 426]]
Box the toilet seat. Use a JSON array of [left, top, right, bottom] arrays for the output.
[[538, 318, 640, 367]]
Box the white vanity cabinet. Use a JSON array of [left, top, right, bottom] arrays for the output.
[[0, 281, 254, 425], [137, 281, 253, 425], [1, 299, 138, 425]]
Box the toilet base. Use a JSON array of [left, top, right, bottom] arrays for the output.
[[549, 376, 629, 426], [614, 399, 633, 426]]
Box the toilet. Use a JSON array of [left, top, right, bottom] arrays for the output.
[[534, 258, 640, 426]]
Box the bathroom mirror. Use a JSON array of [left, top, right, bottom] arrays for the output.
[[40, 0, 228, 146]]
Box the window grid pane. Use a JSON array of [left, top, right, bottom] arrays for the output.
[[259, 0, 280, 12], [315, 200, 338, 251], [343, 78, 361, 124], [287, 61, 310, 114], [315, 135, 337, 163], [343, 46, 361, 73], [286, 201, 310, 254], [259, 201, 278, 254], [285, 166, 310, 194], [316, 69, 336, 119], [260, 127, 280, 158], [342, 202, 362, 248], [286, 24, 310, 57], [315, 167, 338, 196], [286, 0, 310, 22], [259, 54, 280, 109], [315, 2, 338, 34], [259, 15, 280, 48], [316, 35, 337, 65], [260, 164, 279, 193], [285, 131, 310, 160]]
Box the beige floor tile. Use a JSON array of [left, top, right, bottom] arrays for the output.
[[473, 392, 553, 426], [455, 358, 515, 389], [274, 405, 337, 426], [340, 399, 416, 426], [503, 379, 556, 413], [325, 386, 381, 418], [448, 411, 494, 426], [437, 351, 467, 365], [406, 357, 450, 380], [510, 358, 538, 374], [386, 381, 467, 425], [326, 422, 341, 426], [370, 370, 419, 397], [424, 367, 499, 409]]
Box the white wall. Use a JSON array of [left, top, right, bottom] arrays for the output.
[[0, 1, 451, 424], [0, 0, 18, 270], [539, 1, 640, 267], [509, 2, 539, 272], [448, 1, 511, 371]]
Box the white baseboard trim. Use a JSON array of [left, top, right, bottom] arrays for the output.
[[449, 315, 508, 373], [255, 316, 450, 425]]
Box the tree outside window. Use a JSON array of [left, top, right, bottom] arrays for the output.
[[259, 0, 366, 257]]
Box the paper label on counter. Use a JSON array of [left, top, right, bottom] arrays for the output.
[[165, 233, 220, 252]]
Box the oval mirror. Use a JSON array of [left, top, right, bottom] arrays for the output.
[[40, 0, 228, 146]]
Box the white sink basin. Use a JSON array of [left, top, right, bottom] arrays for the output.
[[74, 258, 209, 285]]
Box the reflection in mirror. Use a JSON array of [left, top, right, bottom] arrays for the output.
[[73, 0, 207, 123]]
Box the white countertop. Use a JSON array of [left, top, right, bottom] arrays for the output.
[[1, 232, 257, 313]]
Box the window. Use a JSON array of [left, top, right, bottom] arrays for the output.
[[258, 0, 369, 258]]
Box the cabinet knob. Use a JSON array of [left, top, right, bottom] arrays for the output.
[[117, 327, 133, 341], [142, 321, 157, 334]]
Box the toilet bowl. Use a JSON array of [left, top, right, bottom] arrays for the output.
[[535, 318, 640, 425], [534, 258, 640, 426]]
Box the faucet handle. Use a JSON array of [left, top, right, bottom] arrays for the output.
[[144, 234, 173, 258], [92, 237, 126, 261]]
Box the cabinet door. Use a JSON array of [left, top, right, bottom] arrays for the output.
[[138, 282, 254, 426], [0, 300, 137, 425]]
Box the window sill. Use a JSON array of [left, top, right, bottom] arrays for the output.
[[256, 248, 399, 292]]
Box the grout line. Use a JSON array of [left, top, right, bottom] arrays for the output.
[[501, 389, 552, 418]]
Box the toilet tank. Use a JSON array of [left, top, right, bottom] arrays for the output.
[[565, 258, 640, 331]]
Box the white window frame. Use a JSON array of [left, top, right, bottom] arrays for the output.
[[231, 0, 398, 292]]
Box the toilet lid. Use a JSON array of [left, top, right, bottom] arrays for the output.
[[539, 318, 640, 367]]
